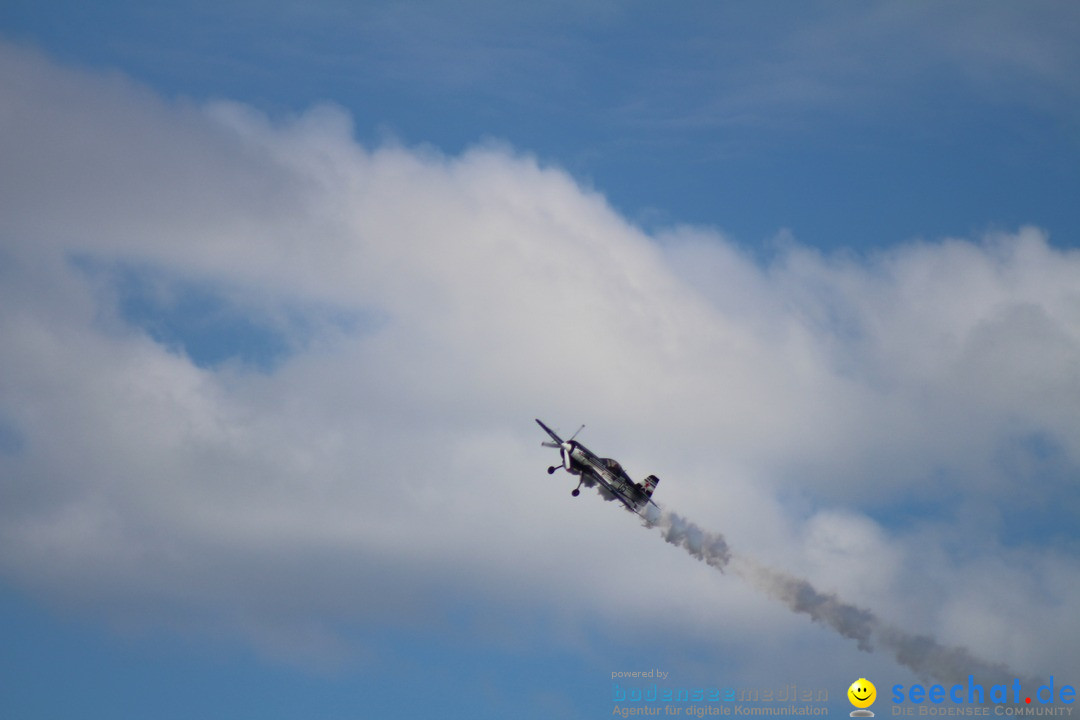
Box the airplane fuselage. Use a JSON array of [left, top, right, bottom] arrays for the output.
[[536, 419, 659, 517]]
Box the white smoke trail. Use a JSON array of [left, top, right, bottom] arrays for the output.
[[643, 508, 1038, 689], [735, 558, 1027, 686], [649, 508, 731, 573]]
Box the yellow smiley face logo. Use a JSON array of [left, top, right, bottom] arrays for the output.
[[848, 678, 876, 708]]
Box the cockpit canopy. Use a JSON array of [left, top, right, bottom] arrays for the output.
[[601, 457, 626, 477]]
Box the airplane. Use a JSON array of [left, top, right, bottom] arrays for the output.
[[536, 418, 660, 518]]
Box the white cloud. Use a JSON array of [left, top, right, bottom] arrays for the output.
[[1, 42, 1078, 680]]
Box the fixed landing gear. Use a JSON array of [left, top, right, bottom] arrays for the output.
[[547, 462, 584, 497]]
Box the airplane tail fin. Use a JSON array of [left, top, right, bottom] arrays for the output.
[[642, 475, 660, 498]]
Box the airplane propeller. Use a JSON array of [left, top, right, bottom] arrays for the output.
[[541, 425, 582, 447], [538, 420, 583, 482]]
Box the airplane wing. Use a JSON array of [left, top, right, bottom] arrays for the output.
[[580, 455, 652, 515], [535, 418, 563, 445], [599, 479, 655, 518]]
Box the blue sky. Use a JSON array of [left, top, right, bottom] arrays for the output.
[[2, 3, 1080, 719], [4, 1, 1080, 248]]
